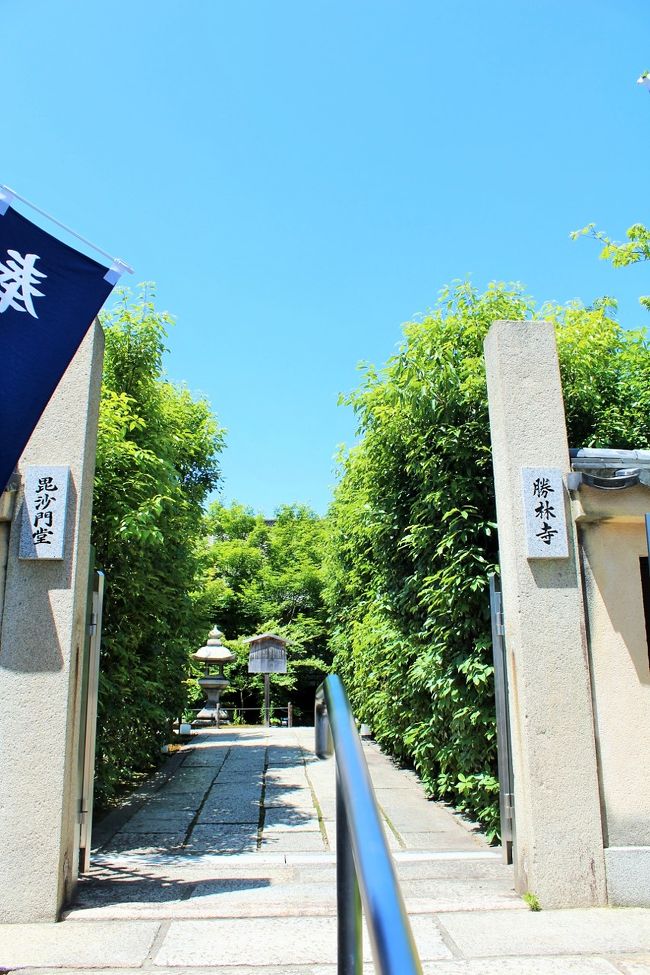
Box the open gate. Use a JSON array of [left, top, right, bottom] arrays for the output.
[[489, 572, 514, 865], [77, 557, 105, 873]]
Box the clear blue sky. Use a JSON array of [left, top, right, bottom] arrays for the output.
[[4, 1, 649, 515]]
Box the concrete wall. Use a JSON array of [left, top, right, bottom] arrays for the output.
[[574, 485, 650, 905], [0, 321, 104, 922]]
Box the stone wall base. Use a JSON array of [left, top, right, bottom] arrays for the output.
[[606, 847, 650, 907]]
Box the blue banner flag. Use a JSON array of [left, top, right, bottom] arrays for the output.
[[0, 205, 117, 492]]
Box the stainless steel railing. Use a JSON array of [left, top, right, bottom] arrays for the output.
[[315, 675, 423, 975]]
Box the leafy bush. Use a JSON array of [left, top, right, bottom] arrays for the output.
[[92, 288, 224, 805], [326, 280, 650, 838], [200, 502, 331, 717]]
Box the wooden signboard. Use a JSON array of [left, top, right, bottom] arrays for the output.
[[245, 634, 288, 674]]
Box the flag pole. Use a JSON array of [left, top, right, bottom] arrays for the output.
[[0, 185, 133, 275]]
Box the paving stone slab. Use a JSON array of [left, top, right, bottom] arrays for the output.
[[264, 788, 315, 810], [188, 822, 260, 840], [392, 914, 454, 962], [264, 779, 312, 794], [138, 792, 204, 811], [365, 773, 423, 791], [322, 818, 401, 852], [304, 754, 328, 767], [93, 850, 290, 872], [267, 749, 305, 765], [263, 807, 321, 832], [260, 831, 327, 853], [19, 969, 337, 975], [72, 874, 198, 911], [67, 879, 332, 922], [15, 958, 620, 975], [264, 779, 310, 793], [212, 771, 265, 784], [207, 775, 263, 802], [195, 812, 261, 830], [0, 920, 159, 968], [400, 878, 520, 913], [197, 805, 261, 826], [205, 781, 263, 798], [13, 965, 637, 975], [415, 961, 622, 975], [186, 824, 259, 854], [67, 870, 295, 919], [612, 960, 650, 975], [216, 770, 266, 782], [438, 909, 650, 958], [393, 856, 508, 882], [162, 769, 217, 791], [184, 879, 335, 915], [181, 752, 228, 768], [289, 857, 509, 890], [155, 915, 452, 966], [116, 808, 196, 833], [400, 830, 485, 852], [266, 758, 306, 768], [304, 760, 333, 776], [377, 804, 475, 833], [86, 883, 334, 921], [221, 749, 266, 760], [155, 916, 338, 966], [266, 765, 308, 779], [221, 757, 267, 768], [102, 831, 187, 853]]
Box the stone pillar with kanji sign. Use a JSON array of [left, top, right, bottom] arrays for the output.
[[484, 319, 607, 908], [0, 321, 104, 922]]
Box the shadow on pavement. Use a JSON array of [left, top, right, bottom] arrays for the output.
[[73, 861, 272, 911]]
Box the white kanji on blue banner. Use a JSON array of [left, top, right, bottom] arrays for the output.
[[0, 249, 47, 317], [0, 205, 117, 492]]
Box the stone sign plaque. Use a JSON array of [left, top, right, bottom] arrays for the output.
[[19, 465, 70, 560], [521, 467, 569, 559]]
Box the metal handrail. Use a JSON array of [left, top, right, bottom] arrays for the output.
[[315, 675, 423, 975]]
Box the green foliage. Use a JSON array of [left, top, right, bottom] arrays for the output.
[[571, 222, 650, 311], [523, 892, 542, 912], [326, 280, 650, 838], [201, 502, 331, 718], [571, 222, 650, 267], [93, 287, 224, 805]]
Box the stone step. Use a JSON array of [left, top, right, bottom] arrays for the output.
[[5, 911, 650, 973]]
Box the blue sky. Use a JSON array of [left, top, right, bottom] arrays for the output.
[[3, 1, 649, 515]]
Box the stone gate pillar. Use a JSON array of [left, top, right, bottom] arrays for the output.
[[484, 320, 606, 908], [0, 321, 104, 922]]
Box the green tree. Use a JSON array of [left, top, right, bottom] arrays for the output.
[[200, 502, 331, 721], [93, 287, 224, 805], [572, 222, 650, 312], [326, 280, 650, 838]]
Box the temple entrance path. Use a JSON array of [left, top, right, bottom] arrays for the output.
[[3, 727, 650, 973]]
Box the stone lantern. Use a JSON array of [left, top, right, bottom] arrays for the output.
[[193, 626, 236, 727]]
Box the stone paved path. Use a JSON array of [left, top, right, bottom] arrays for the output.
[[2, 727, 650, 973]]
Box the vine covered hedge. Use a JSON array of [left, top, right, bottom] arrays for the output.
[[326, 281, 650, 838], [92, 289, 224, 806], [196, 501, 332, 721]]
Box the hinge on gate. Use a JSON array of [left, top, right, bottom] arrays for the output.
[[88, 612, 97, 637], [496, 610, 505, 637], [504, 792, 514, 822]]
